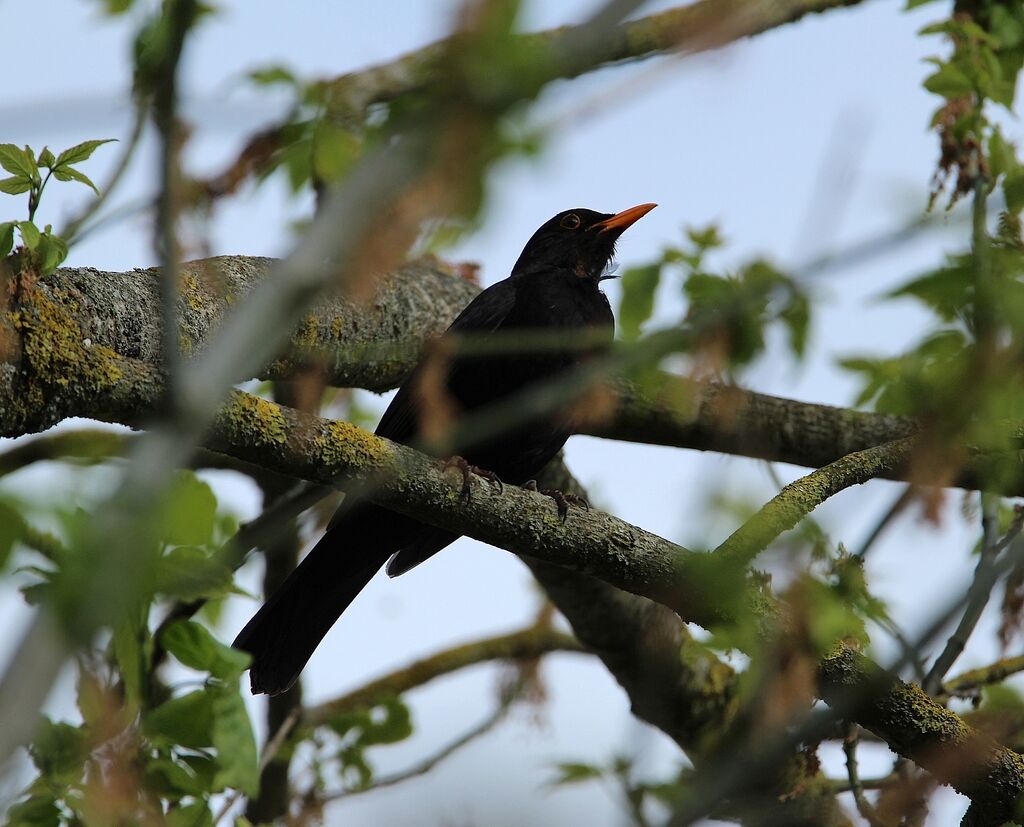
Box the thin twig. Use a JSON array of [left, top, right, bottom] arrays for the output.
[[61, 98, 149, 245], [322, 691, 517, 803], [842, 724, 886, 827], [944, 652, 1024, 696], [922, 502, 1024, 695], [855, 485, 913, 559]]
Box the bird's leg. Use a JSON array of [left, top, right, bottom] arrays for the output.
[[441, 456, 504, 503], [523, 480, 589, 523]]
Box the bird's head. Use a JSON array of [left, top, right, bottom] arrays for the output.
[[511, 203, 657, 282]]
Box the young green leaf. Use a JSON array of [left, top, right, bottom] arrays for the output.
[[37, 147, 56, 168], [144, 691, 216, 749], [0, 222, 15, 258], [0, 176, 32, 195], [52, 166, 100, 195], [54, 138, 115, 169], [155, 547, 235, 602], [159, 471, 218, 547], [617, 264, 661, 341], [0, 144, 38, 180], [211, 688, 259, 795], [160, 619, 250, 680], [17, 221, 41, 251]]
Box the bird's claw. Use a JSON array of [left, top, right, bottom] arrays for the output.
[[441, 456, 504, 503], [524, 481, 588, 523]]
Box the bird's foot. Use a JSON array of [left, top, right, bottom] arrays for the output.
[[441, 456, 504, 503], [524, 480, 589, 523]]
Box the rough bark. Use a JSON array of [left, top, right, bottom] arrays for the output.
[[4, 256, 1018, 496]]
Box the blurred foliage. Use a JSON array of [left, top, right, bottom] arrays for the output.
[[617, 223, 809, 378]]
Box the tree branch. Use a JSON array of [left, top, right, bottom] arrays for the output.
[[303, 625, 584, 728], [7, 256, 1020, 496], [200, 0, 867, 198]]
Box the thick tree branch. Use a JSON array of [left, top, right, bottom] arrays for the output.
[[6, 256, 1017, 496], [206, 394, 1024, 819]]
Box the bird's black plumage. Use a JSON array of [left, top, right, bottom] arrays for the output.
[[233, 204, 656, 694]]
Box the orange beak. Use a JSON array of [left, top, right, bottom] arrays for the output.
[[591, 202, 657, 233]]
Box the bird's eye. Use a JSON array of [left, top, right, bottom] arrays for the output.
[[560, 213, 581, 230]]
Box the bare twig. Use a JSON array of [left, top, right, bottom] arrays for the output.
[[855, 485, 914, 559], [304, 625, 584, 728], [842, 724, 886, 827], [922, 502, 1024, 695], [322, 694, 514, 802], [61, 98, 149, 245]]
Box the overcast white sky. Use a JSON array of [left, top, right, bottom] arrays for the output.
[[0, 1, 1003, 824]]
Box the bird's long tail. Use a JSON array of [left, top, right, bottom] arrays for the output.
[[233, 503, 428, 695]]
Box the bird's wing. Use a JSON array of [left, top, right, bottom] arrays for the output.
[[374, 278, 518, 442]]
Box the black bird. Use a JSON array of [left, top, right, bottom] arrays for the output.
[[233, 203, 656, 694]]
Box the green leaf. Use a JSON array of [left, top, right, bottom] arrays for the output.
[[1005, 170, 1024, 213], [161, 619, 249, 680], [0, 144, 38, 179], [889, 259, 971, 321], [617, 264, 661, 342], [248, 65, 297, 86], [686, 224, 724, 251], [160, 471, 218, 546], [989, 128, 1018, 179], [54, 138, 116, 169], [0, 176, 32, 195], [6, 795, 61, 827], [113, 616, 147, 709], [145, 758, 210, 799], [29, 718, 87, 780], [781, 291, 810, 357], [312, 121, 362, 184], [548, 761, 603, 787], [166, 801, 213, 827], [991, 5, 1024, 48], [923, 62, 975, 98], [52, 165, 100, 195], [17, 221, 41, 251], [0, 222, 15, 257], [101, 0, 136, 13], [0, 498, 26, 569], [144, 690, 216, 749], [155, 546, 234, 601], [211, 688, 259, 795], [35, 232, 68, 276], [37, 147, 56, 168]]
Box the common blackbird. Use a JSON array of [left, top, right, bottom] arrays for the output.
[[233, 203, 656, 694]]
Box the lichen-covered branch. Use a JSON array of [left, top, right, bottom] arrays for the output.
[[318, 0, 865, 118], [204, 393, 1024, 818], [713, 439, 914, 569], [819, 649, 1024, 827], [5, 256, 1014, 496], [303, 625, 584, 728]]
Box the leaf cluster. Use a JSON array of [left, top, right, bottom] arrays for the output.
[[0, 140, 113, 275], [617, 224, 810, 375]]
